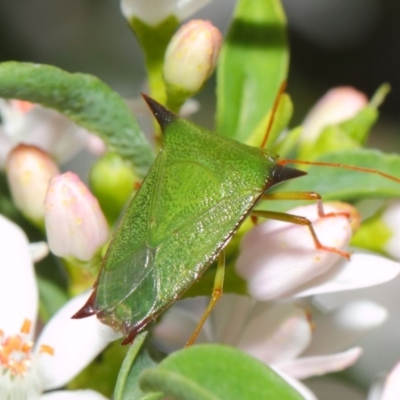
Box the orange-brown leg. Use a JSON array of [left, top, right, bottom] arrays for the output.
[[254, 191, 351, 259], [185, 251, 225, 347]]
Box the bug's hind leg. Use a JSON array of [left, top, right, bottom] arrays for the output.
[[185, 251, 226, 347], [254, 191, 351, 259]]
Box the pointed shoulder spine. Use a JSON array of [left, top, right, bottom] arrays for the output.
[[141, 94, 177, 131]]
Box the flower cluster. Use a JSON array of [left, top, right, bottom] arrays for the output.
[[1, 0, 400, 398]]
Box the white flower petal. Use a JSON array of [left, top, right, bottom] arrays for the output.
[[367, 375, 385, 400], [0, 132, 15, 169], [0, 214, 38, 336], [304, 301, 387, 355], [237, 302, 312, 364], [236, 205, 351, 300], [271, 366, 318, 400], [121, 0, 213, 26], [154, 297, 214, 351], [211, 294, 254, 345], [380, 361, 400, 400], [278, 347, 362, 380], [29, 241, 49, 263], [36, 292, 111, 390], [40, 389, 108, 400], [22, 106, 88, 164], [382, 200, 400, 260], [294, 253, 400, 297]]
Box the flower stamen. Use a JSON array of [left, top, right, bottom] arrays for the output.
[[0, 319, 54, 378]]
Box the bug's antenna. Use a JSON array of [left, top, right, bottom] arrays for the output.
[[260, 81, 287, 149], [279, 159, 400, 184]]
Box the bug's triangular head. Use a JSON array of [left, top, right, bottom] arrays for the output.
[[142, 94, 177, 131]]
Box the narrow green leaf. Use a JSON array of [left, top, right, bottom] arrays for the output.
[[114, 332, 162, 400], [216, 0, 288, 143], [275, 149, 400, 205], [0, 62, 154, 177], [140, 345, 304, 400]]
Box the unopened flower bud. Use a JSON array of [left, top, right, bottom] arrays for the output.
[[90, 153, 139, 224], [164, 20, 222, 102], [44, 172, 109, 261], [6, 144, 60, 226], [302, 87, 367, 143], [121, 0, 213, 27]]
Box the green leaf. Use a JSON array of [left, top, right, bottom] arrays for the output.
[[216, 0, 288, 143], [271, 149, 400, 212], [246, 93, 293, 148], [114, 332, 162, 400], [351, 208, 393, 254], [0, 62, 154, 177], [140, 344, 305, 400], [37, 277, 68, 322]]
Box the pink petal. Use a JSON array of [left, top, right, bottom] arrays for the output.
[[294, 253, 400, 297], [278, 347, 362, 380], [36, 292, 112, 390], [45, 172, 109, 261], [0, 215, 38, 336], [302, 87, 367, 142], [236, 205, 351, 300], [154, 296, 219, 351], [380, 361, 400, 400], [236, 302, 312, 364], [211, 294, 254, 346], [304, 301, 387, 355]]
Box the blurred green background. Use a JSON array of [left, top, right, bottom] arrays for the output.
[[1, 0, 399, 149]]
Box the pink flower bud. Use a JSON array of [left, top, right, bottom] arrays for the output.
[[6, 144, 60, 225], [44, 172, 109, 261], [163, 20, 222, 95], [302, 87, 368, 142]]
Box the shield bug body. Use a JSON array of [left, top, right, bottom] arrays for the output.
[[74, 94, 399, 345], [73, 95, 311, 343]]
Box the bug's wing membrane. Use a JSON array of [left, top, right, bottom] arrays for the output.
[[93, 156, 164, 332]]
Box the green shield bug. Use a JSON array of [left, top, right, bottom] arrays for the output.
[[73, 91, 400, 345]]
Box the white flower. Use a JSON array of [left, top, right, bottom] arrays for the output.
[[153, 294, 386, 398], [0, 214, 111, 399], [0, 99, 91, 169], [121, 0, 213, 26], [236, 204, 400, 300]]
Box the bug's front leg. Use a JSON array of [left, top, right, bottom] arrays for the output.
[[253, 192, 351, 260]]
